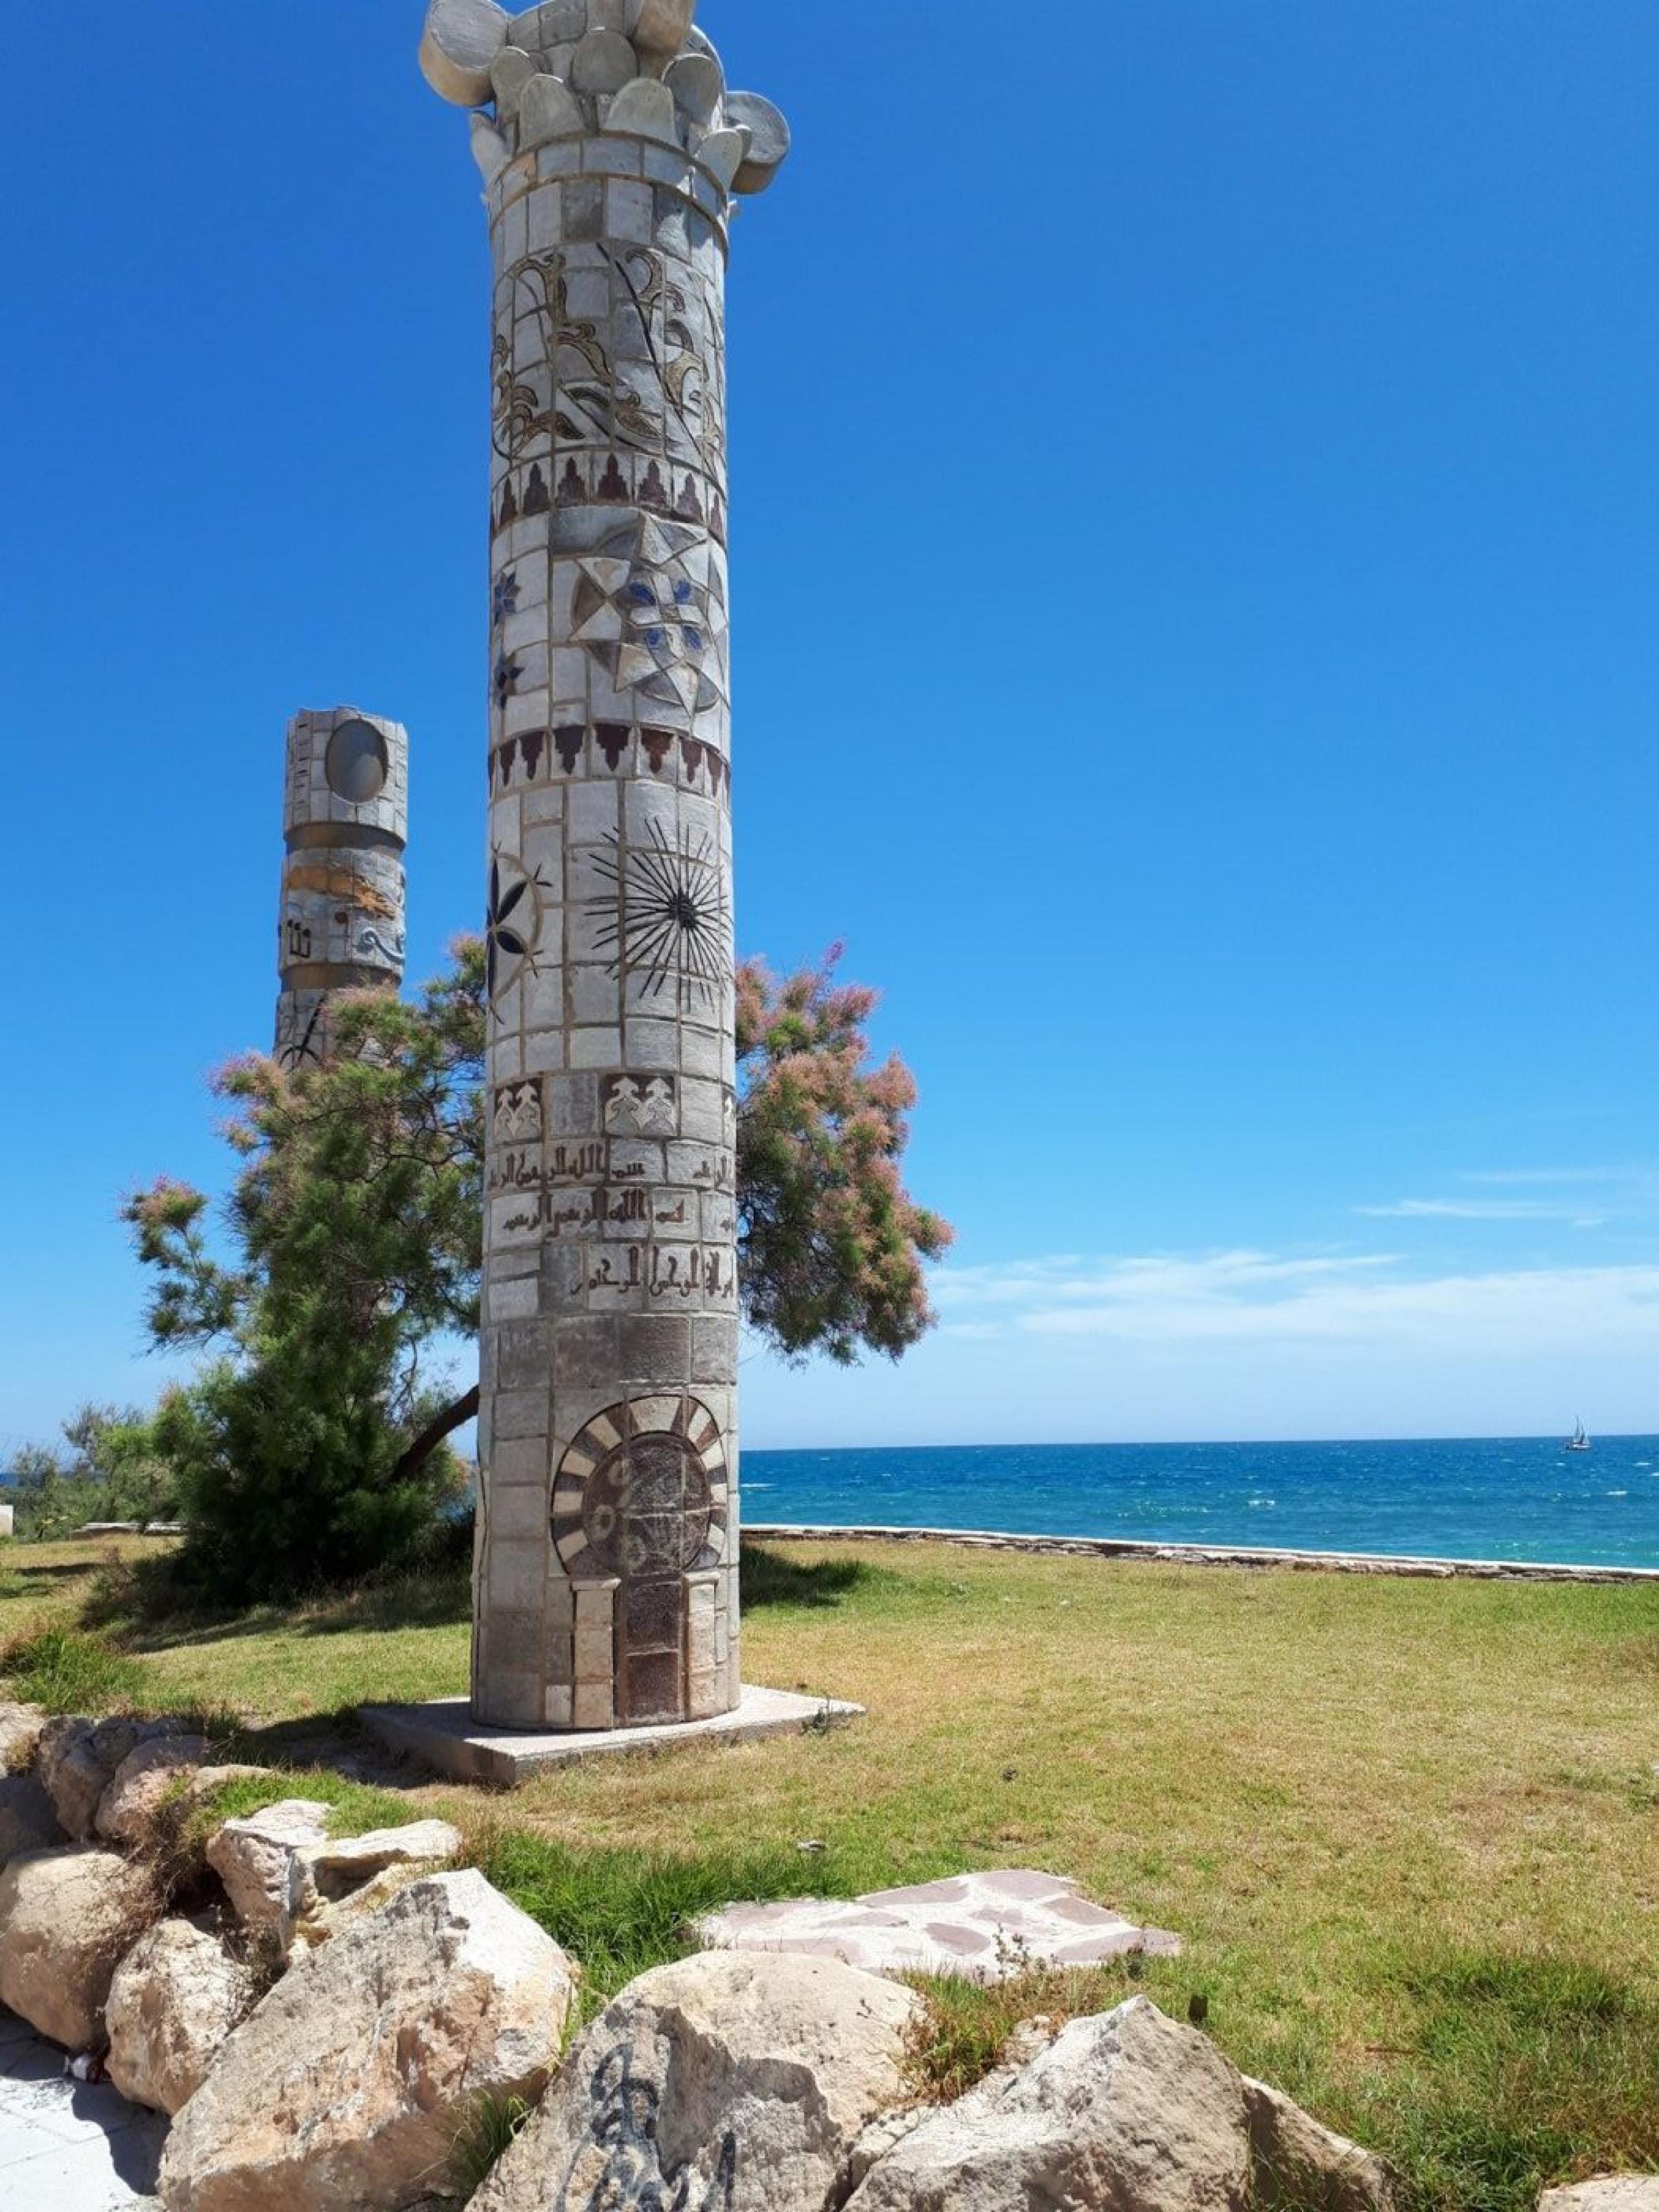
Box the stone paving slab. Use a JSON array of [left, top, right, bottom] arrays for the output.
[[360, 1685, 864, 1786], [697, 1869, 1183, 1984], [0, 2007, 167, 2209]]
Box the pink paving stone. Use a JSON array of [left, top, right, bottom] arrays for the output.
[[1049, 1894, 1139, 1927], [956, 1908, 1071, 1944], [861, 1878, 973, 1906], [969, 1870, 1079, 1902], [923, 1922, 1000, 1955]]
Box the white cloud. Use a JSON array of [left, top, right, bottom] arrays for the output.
[[1355, 1198, 1608, 1224], [933, 1248, 1659, 1352]]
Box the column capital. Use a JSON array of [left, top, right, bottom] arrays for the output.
[[420, 0, 789, 198]]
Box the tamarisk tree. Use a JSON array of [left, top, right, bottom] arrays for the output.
[[128, 939, 949, 1600]]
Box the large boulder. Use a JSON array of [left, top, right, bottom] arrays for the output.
[[472, 1948, 921, 2212], [106, 1918, 255, 2115], [279, 1818, 462, 1954], [205, 1799, 331, 1937], [97, 1735, 212, 1846], [0, 1844, 157, 2049], [1244, 2075, 1395, 2210], [205, 1799, 459, 1952], [847, 1996, 1253, 2211], [0, 1771, 60, 1865], [38, 1714, 183, 1841], [157, 1869, 575, 2212], [0, 1700, 46, 1772]]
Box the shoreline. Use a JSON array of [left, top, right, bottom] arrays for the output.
[[745, 1523, 1659, 1586]]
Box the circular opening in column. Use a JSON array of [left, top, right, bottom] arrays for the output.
[[325, 719, 390, 805]]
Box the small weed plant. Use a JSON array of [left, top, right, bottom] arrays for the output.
[[452, 2093, 535, 2198]]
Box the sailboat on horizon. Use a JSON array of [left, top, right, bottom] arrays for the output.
[[1564, 1419, 1591, 1454]]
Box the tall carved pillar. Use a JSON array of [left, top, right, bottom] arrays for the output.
[[277, 708, 409, 1071], [421, 1, 790, 1730]]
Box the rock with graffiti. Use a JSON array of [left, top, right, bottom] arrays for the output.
[[469, 1951, 921, 2212], [548, 2045, 736, 2210]]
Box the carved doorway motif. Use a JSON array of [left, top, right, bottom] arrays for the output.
[[553, 1396, 729, 1723]]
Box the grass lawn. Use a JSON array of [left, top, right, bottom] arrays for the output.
[[2, 1532, 1656, 2211]]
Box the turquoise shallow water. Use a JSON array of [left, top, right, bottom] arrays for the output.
[[741, 1436, 1659, 1570]]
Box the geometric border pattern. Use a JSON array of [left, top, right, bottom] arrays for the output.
[[551, 1394, 729, 1580]]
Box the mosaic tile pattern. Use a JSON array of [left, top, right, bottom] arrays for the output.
[[275, 708, 409, 1070], [698, 1872, 1185, 1986], [422, 1, 790, 1730]]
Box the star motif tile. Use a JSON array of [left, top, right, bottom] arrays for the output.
[[570, 515, 727, 713]]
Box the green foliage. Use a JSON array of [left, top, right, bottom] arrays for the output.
[[145, 1363, 461, 1607], [124, 947, 484, 1603], [1, 1625, 145, 1711], [736, 950, 953, 1362], [9, 1406, 178, 1541], [452, 2094, 535, 2199], [123, 934, 947, 1607], [463, 1826, 850, 2016], [901, 1977, 1030, 2106]]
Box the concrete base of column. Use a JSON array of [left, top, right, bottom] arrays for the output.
[[358, 1685, 864, 1788]]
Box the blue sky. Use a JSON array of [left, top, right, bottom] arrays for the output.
[[2, 1, 1656, 1456]]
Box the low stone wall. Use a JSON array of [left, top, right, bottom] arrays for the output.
[[745, 1524, 1659, 1587]]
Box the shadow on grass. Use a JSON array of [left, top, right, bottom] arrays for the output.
[[217, 1710, 445, 1791], [1, 1558, 114, 1589], [78, 1554, 473, 1655], [67, 1538, 891, 1653], [739, 1543, 879, 1614]]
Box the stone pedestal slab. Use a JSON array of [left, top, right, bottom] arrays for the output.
[[360, 1684, 860, 1785]]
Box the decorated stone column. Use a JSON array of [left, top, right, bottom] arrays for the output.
[[421, 0, 789, 1730], [276, 708, 409, 1071]]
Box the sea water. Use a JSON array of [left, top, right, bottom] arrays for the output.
[[741, 1436, 1659, 1570]]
